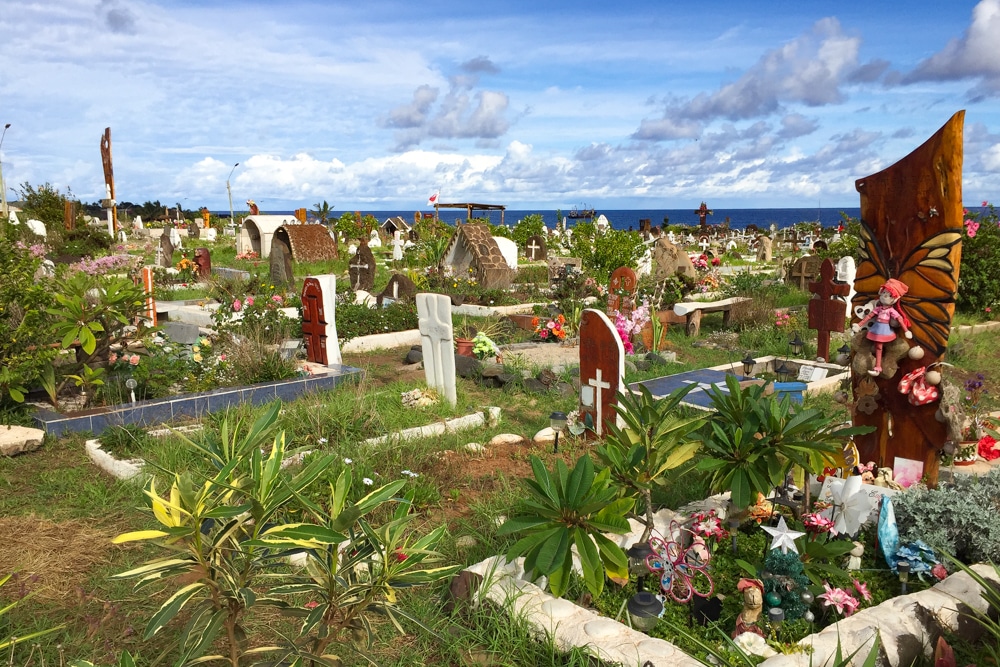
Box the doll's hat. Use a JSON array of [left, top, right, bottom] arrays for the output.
[[880, 279, 908, 298]]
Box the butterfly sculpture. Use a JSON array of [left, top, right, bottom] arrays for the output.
[[645, 522, 714, 604]]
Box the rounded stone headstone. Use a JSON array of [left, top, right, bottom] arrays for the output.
[[269, 238, 294, 287], [525, 234, 547, 261], [348, 243, 376, 292]]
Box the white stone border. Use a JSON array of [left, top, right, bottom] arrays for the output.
[[85, 425, 204, 481], [360, 407, 501, 447]]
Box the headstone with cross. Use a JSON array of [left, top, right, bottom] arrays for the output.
[[789, 255, 823, 291], [525, 234, 547, 261], [606, 265, 638, 316], [578, 309, 625, 437], [377, 272, 417, 307], [391, 231, 405, 262], [807, 258, 850, 362], [695, 201, 713, 230], [349, 244, 376, 291], [301, 275, 342, 366], [416, 292, 457, 407]]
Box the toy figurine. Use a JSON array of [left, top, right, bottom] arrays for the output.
[[847, 541, 864, 570], [732, 578, 766, 638], [852, 279, 912, 375]]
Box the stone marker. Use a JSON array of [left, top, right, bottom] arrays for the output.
[[391, 231, 405, 262], [578, 308, 625, 437], [158, 230, 174, 268], [193, 247, 211, 281], [162, 321, 202, 345], [0, 425, 45, 457], [607, 266, 638, 316], [652, 238, 697, 280], [416, 292, 457, 407], [269, 238, 294, 287], [836, 256, 857, 317], [788, 255, 824, 290], [547, 256, 583, 283], [525, 234, 547, 261], [377, 272, 418, 306], [187, 220, 200, 240], [755, 235, 773, 263], [349, 244, 376, 292], [492, 236, 519, 270], [169, 225, 183, 250], [301, 274, 342, 366]]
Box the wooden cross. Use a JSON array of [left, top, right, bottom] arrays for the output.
[[695, 202, 713, 229], [588, 369, 612, 435], [807, 258, 850, 361]]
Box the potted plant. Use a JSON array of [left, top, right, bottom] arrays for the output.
[[454, 317, 478, 357], [953, 442, 978, 466], [471, 331, 500, 362]]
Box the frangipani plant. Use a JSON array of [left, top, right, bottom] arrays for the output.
[[499, 455, 632, 598]]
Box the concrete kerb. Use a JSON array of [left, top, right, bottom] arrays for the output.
[[85, 424, 204, 481]]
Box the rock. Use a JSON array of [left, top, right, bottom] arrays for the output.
[[405, 348, 423, 364], [624, 360, 637, 373], [488, 433, 523, 447], [523, 378, 549, 394], [455, 354, 482, 378], [633, 359, 651, 372], [480, 363, 506, 378], [443, 570, 483, 615], [464, 442, 486, 455], [533, 426, 557, 444], [0, 425, 45, 457], [556, 382, 576, 398], [455, 535, 478, 549]]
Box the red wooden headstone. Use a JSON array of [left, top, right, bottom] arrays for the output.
[[607, 266, 638, 317], [807, 258, 850, 362], [578, 309, 625, 437], [301, 277, 329, 365]]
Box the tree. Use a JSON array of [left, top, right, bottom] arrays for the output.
[[313, 200, 339, 258], [16, 182, 74, 229]]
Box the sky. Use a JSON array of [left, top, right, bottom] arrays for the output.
[[3, 0, 1000, 212]]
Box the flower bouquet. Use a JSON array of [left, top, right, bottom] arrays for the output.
[[532, 314, 567, 342], [472, 331, 500, 361]]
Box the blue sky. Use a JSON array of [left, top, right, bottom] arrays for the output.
[[2, 0, 1000, 211]]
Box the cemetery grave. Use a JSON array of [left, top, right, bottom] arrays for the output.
[[5, 117, 1000, 666]]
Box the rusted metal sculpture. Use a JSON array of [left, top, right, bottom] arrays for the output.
[[849, 111, 965, 488]]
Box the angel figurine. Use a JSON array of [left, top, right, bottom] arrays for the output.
[[852, 278, 913, 375]]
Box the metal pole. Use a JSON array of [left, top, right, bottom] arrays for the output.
[[227, 162, 239, 249], [0, 123, 10, 222]]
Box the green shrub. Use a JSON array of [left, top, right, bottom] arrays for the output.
[[335, 300, 419, 343], [99, 424, 153, 459], [56, 226, 113, 258], [892, 466, 1000, 564], [956, 203, 1000, 314], [568, 222, 644, 284], [510, 213, 545, 248]]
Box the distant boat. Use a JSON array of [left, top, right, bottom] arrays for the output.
[[568, 206, 596, 219]]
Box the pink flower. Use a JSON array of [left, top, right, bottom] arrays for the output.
[[304, 601, 319, 609], [983, 200, 990, 207], [271, 295, 283, 303], [802, 512, 836, 535], [819, 583, 860, 616], [546, 321, 555, 329], [129, 354, 140, 366], [245, 296, 254, 307], [931, 563, 948, 581], [852, 579, 872, 602], [219, 354, 227, 361], [233, 299, 242, 312], [109, 353, 118, 364], [539, 329, 548, 339]]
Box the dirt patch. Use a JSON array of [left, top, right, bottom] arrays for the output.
[[0, 516, 118, 602]]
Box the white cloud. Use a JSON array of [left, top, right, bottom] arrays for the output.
[[906, 0, 1000, 96]]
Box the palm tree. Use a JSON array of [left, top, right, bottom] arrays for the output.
[[312, 200, 338, 258]]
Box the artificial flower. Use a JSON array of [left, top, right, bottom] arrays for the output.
[[978, 434, 999, 461], [802, 512, 836, 535], [931, 563, 948, 581], [128, 354, 140, 366], [109, 352, 118, 364], [818, 583, 860, 616], [246, 296, 255, 307], [852, 579, 872, 602], [233, 299, 243, 312]]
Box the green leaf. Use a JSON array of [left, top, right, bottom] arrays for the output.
[[574, 530, 604, 598], [144, 582, 206, 639], [533, 527, 571, 576]]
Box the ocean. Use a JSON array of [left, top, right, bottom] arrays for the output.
[[239, 207, 863, 231]]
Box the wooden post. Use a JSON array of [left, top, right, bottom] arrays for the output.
[[141, 266, 156, 326]]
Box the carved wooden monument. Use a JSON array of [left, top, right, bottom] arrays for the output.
[[849, 111, 965, 488], [100, 127, 118, 235], [807, 259, 849, 362]]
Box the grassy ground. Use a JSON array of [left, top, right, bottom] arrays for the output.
[[3, 303, 1000, 665]]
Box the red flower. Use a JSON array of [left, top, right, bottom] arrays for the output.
[[931, 563, 948, 581], [393, 548, 407, 562], [978, 435, 999, 461]]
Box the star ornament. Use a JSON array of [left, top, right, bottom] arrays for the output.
[[762, 516, 805, 554]]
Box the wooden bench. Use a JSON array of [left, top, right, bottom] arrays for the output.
[[672, 297, 749, 336]]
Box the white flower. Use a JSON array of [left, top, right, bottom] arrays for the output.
[[362, 477, 373, 486], [402, 469, 420, 478], [344, 458, 353, 464], [319, 437, 328, 444]]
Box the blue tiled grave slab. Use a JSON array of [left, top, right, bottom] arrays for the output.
[[629, 368, 748, 410], [33, 364, 363, 437]]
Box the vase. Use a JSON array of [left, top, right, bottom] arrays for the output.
[[455, 338, 475, 358]]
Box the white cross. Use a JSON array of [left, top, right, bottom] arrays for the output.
[[527, 239, 541, 259], [699, 238, 710, 253], [588, 369, 612, 435], [391, 281, 399, 299]]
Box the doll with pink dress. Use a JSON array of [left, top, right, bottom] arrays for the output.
[[851, 278, 913, 375]]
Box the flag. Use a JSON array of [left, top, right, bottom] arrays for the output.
[[428, 192, 439, 205]]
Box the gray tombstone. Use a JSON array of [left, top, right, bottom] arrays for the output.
[[349, 244, 376, 292], [755, 236, 773, 263], [377, 272, 418, 306], [159, 231, 174, 268], [187, 220, 200, 240], [525, 234, 547, 261], [416, 292, 457, 407], [652, 238, 696, 280], [161, 321, 202, 345], [269, 238, 295, 287]]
